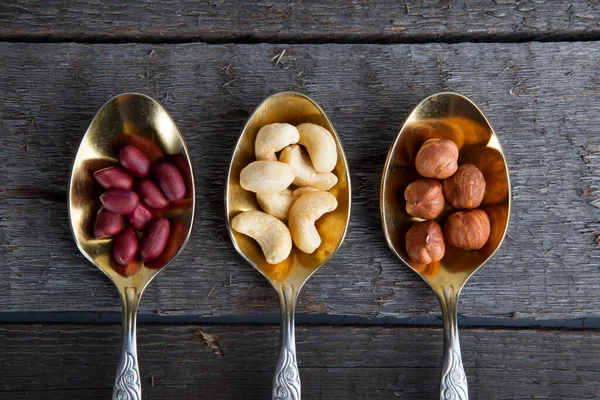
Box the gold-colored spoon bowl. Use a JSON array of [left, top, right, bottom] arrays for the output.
[[381, 92, 510, 288], [381, 92, 510, 400], [226, 91, 351, 287], [69, 93, 195, 284]]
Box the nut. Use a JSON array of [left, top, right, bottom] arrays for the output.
[[114, 257, 142, 278], [257, 187, 319, 221], [467, 148, 508, 205], [415, 138, 459, 179], [140, 217, 171, 262], [126, 203, 153, 231], [113, 227, 139, 267], [94, 167, 134, 190], [256, 189, 294, 221], [135, 178, 170, 209], [404, 179, 444, 220], [146, 218, 187, 269], [279, 145, 338, 190], [255, 123, 300, 161], [100, 189, 140, 215], [442, 164, 486, 209], [292, 187, 320, 198], [119, 145, 151, 178], [240, 161, 295, 193], [288, 191, 338, 254], [94, 206, 124, 238], [121, 133, 164, 162], [296, 123, 337, 172], [444, 209, 490, 250], [405, 221, 445, 265], [231, 210, 292, 264], [152, 161, 186, 201]]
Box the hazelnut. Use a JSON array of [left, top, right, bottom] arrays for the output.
[[444, 209, 490, 250], [405, 221, 445, 265], [415, 138, 459, 179], [404, 179, 445, 220], [442, 164, 486, 209]]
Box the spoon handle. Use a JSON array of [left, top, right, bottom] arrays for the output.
[[272, 284, 301, 400], [112, 287, 142, 400], [439, 285, 469, 400]]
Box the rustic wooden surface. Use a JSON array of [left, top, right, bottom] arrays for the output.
[[1, 3, 600, 398], [1, 42, 599, 319], [2, 323, 599, 399], [1, 1, 599, 43]]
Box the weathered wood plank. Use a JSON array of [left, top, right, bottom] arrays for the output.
[[0, 42, 599, 319], [0, 1, 599, 43], [1, 324, 598, 399]]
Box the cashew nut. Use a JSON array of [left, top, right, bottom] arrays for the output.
[[240, 161, 294, 193], [231, 210, 292, 264], [292, 186, 319, 198], [257, 187, 319, 221], [296, 123, 337, 173], [288, 191, 338, 254], [279, 144, 338, 190], [257, 189, 293, 221], [255, 123, 300, 161]]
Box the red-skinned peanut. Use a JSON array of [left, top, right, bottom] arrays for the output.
[[119, 145, 151, 177], [152, 161, 186, 201], [94, 207, 124, 238], [100, 189, 139, 215], [146, 218, 187, 269], [113, 227, 139, 267], [135, 179, 169, 209], [140, 218, 170, 262], [94, 167, 134, 190], [113, 256, 142, 278], [126, 203, 153, 231]]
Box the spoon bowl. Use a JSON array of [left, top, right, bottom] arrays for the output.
[[69, 93, 195, 399], [381, 92, 510, 399], [225, 91, 351, 399]]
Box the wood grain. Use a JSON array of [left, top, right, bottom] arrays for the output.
[[0, 42, 599, 319], [0, 1, 599, 43], [1, 323, 598, 399]]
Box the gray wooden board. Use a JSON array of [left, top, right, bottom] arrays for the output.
[[1, 323, 599, 399], [0, 1, 599, 43], [0, 42, 599, 319]]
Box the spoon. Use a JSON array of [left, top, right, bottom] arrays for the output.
[[225, 91, 351, 400], [68, 93, 195, 400], [380, 92, 510, 399]]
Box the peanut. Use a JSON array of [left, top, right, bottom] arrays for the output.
[[140, 217, 170, 262], [135, 179, 169, 209], [94, 167, 134, 190], [152, 161, 186, 201], [119, 145, 151, 177], [100, 189, 140, 215], [113, 227, 139, 266], [126, 203, 153, 231], [94, 206, 124, 238]]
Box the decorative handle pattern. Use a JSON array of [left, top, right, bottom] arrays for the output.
[[272, 284, 301, 400], [273, 347, 300, 400], [114, 351, 141, 400], [113, 287, 141, 400], [439, 286, 469, 400], [440, 349, 468, 400]]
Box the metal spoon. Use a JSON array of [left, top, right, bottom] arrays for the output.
[[225, 92, 351, 400], [380, 92, 510, 399], [68, 93, 195, 400]]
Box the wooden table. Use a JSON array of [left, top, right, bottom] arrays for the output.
[[1, 1, 599, 398]]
